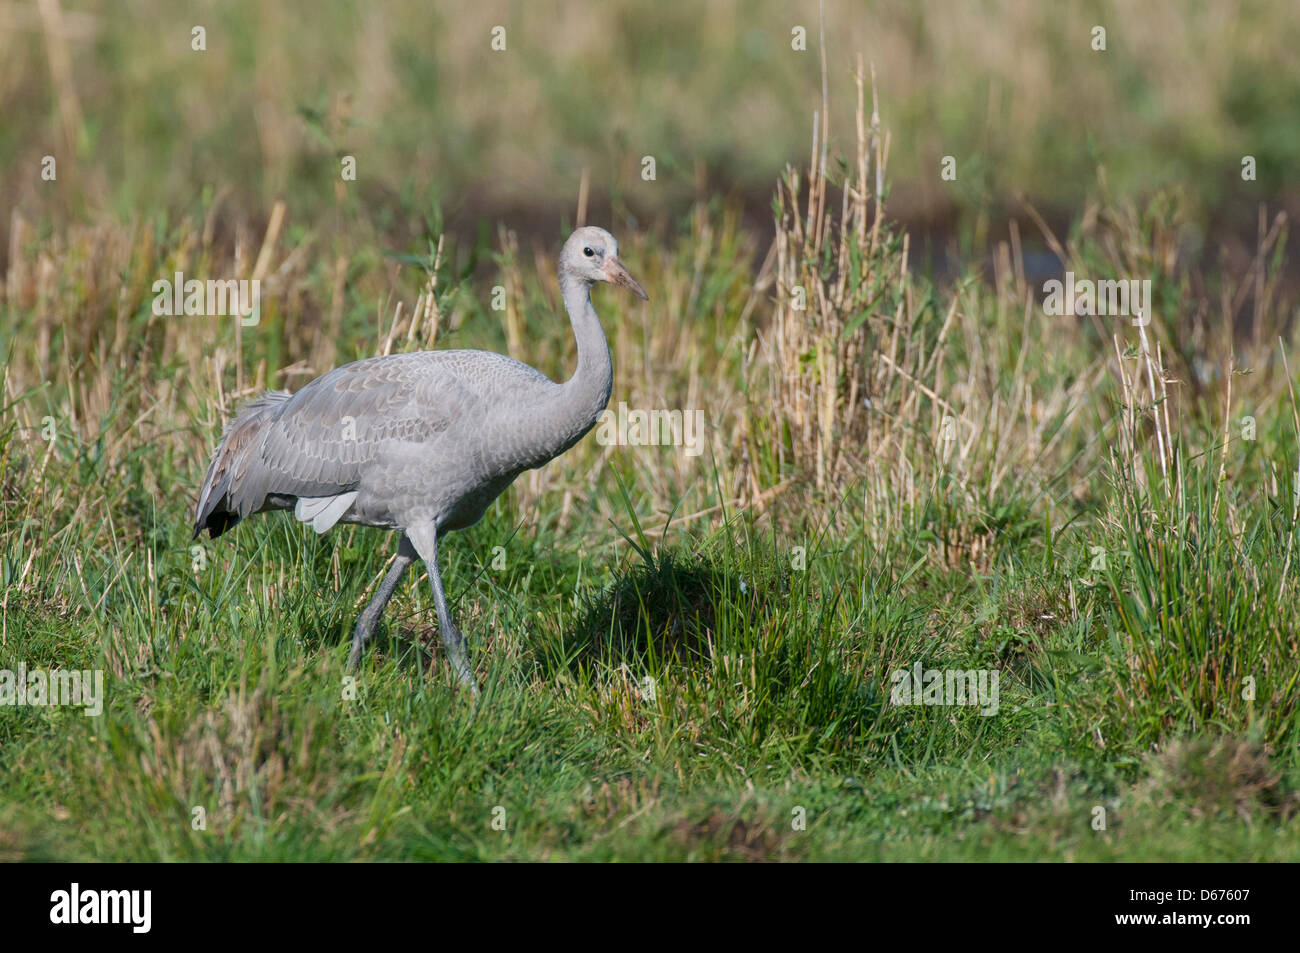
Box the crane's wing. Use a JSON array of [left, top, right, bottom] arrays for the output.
[[194, 353, 484, 538]]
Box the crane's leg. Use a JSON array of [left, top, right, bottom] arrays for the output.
[[347, 535, 416, 670], [406, 522, 477, 694]]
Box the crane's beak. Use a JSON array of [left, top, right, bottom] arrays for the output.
[[602, 258, 649, 300]]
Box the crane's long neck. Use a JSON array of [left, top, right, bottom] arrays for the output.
[[539, 272, 613, 456], [562, 271, 613, 399]]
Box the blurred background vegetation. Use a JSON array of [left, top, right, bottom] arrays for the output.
[[3, 0, 1298, 267]]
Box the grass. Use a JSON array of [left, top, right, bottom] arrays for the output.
[[3, 32, 1300, 860]]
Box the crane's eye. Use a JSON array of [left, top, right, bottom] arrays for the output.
[[583, 246, 595, 257]]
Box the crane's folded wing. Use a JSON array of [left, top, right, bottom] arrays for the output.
[[220, 355, 480, 522]]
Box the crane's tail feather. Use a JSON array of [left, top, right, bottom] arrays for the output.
[[193, 390, 292, 539]]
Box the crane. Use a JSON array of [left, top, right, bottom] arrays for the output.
[[193, 227, 647, 693]]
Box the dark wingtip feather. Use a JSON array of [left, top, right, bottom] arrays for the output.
[[193, 511, 236, 540]]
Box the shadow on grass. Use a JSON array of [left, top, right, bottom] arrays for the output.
[[540, 546, 884, 750], [556, 549, 775, 672]]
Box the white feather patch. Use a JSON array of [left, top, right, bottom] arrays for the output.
[[293, 492, 358, 533]]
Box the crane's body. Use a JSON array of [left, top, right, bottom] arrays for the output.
[[199, 350, 593, 536], [193, 227, 647, 691]]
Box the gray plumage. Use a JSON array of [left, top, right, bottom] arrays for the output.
[[193, 227, 648, 691]]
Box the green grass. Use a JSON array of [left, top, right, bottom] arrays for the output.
[[3, 388, 1299, 860], [4, 10, 1300, 857]]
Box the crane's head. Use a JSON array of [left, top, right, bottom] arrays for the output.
[[560, 226, 648, 300]]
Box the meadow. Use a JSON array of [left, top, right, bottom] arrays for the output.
[[1, 0, 1298, 861]]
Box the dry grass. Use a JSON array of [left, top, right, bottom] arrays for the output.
[[1137, 737, 1298, 823], [743, 63, 1099, 561]]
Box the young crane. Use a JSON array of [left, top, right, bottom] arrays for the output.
[[193, 227, 647, 692]]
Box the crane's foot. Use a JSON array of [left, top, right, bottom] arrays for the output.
[[347, 543, 416, 672], [440, 621, 479, 698], [346, 640, 364, 672], [347, 611, 379, 671]]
